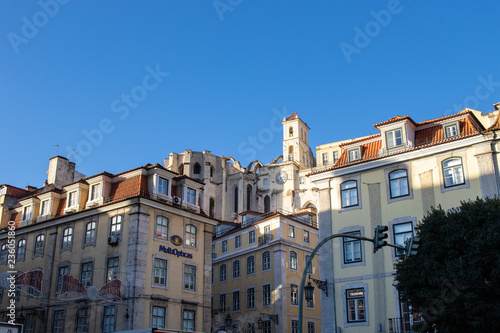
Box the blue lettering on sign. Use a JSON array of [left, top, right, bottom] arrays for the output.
[[159, 245, 193, 259]]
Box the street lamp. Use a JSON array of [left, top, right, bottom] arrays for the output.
[[304, 282, 315, 303], [224, 312, 233, 329]]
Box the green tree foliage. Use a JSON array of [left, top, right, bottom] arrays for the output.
[[395, 198, 500, 332]]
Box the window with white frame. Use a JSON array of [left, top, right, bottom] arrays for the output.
[[90, 183, 101, 201], [17, 239, 26, 260], [341, 180, 358, 208], [57, 266, 69, 292], [346, 289, 366, 322], [154, 258, 167, 286], [288, 225, 295, 238], [81, 262, 93, 287], [233, 260, 240, 279], [106, 257, 119, 281], [76, 308, 89, 333], [40, 200, 50, 216], [62, 227, 73, 250], [110, 215, 122, 237], [158, 177, 168, 196], [68, 191, 78, 207], [84, 222, 96, 245], [394, 222, 413, 256], [333, 151, 339, 163], [292, 320, 299, 333], [156, 216, 168, 240], [184, 265, 196, 291], [386, 128, 403, 148], [222, 240, 228, 253], [102, 306, 116, 333], [53, 310, 65, 333], [247, 256, 255, 275], [442, 157, 465, 187], [249, 230, 256, 244], [262, 251, 271, 271], [183, 310, 195, 331], [235, 235, 241, 249], [304, 230, 310, 243], [291, 284, 298, 305], [322, 153, 328, 165], [343, 231, 362, 264], [247, 287, 255, 309], [34, 234, 45, 256], [220, 264, 227, 282], [389, 169, 409, 198], [444, 123, 459, 139], [290, 251, 298, 270], [263, 284, 271, 306], [233, 291, 240, 311], [185, 224, 197, 247], [348, 148, 360, 162], [152, 306, 166, 329], [186, 188, 196, 205], [22, 205, 32, 221], [307, 322, 316, 333]]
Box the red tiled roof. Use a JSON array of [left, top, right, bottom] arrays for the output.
[[107, 174, 149, 202], [2, 185, 31, 198], [339, 134, 381, 148], [286, 112, 300, 121], [374, 115, 417, 129]]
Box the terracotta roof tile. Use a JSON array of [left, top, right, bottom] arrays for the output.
[[108, 174, 149, 202], [286, 112, 300, 121], [374, 115, 417, 129], [339, 134, 381, 148]]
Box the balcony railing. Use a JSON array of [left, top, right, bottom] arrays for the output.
[[258, 233, 273, 246], [388, 317, 412, 333]]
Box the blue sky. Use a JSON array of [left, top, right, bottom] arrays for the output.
[[1, 0, 500, 188]]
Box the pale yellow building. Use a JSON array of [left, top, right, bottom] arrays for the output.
[[0, 156, 218, 332], [308, 107, 500, 333]]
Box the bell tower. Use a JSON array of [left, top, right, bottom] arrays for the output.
[[282, 112, 314, 169]]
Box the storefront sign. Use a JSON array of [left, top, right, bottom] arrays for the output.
[[159, 245, 193, 259], [348, 289, 364, 298], [171, 235, 183, 246]]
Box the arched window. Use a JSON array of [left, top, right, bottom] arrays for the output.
[[264, 195, 271, 213], [34, 234, 45, 256], [246, 185, 252, 211], [193, 163, 201, 175], [288, 146, 294, 161], [290, 251, 298, 270], [209, 197, 215, 218], [178, 164, 184, 175], [220, 264, 227, 282], [341, 180, 358, 208], [85, 222, 96, 245], [262, 251, 271, 271], [389, 169, 409, 198], [210, 166, 214, 177], [185, 224, 197, 247], [17, 239, 26, 260], [247, 256, 255, 275], [289, 126, 294, 137], [233, 260, 240, 278], [442, 157, 465, 187], [62, 227, 73, 250], [234, 186, 238, 213]]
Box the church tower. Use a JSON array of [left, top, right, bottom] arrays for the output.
[[282, 112, 315, 169]]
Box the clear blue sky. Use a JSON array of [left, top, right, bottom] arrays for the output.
[[1, 0, 500, 188]]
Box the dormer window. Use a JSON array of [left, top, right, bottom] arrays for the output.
[[89, 183, 101, 201], [386, 128, 403, 148], [22, 205, 32, 221], [444, 122, 459, 139], [40, 200, 50, 216], [348, 148, 361, 162], [67, 191, 77, 207], [158, 177, 168, 196]]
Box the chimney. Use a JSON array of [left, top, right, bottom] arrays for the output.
[[46, 156, 76, 187], [494, 102, 500, 111], [25, 186, 38, 192]]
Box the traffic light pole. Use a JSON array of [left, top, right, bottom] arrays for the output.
[[298, 233, 405, 333]]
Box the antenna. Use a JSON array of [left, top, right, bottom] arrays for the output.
[[52, 144, 59, 155], [70, 149, 78, 162]]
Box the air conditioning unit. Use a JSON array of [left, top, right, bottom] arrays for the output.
[[107, 236, 119, 246], [172, 196, 181, 205]]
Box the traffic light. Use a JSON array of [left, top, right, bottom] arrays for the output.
[[373, 225, 388, 253], [404, 236, 420, 259]]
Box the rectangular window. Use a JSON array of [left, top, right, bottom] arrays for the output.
[[107, 257, 119, 282], [212, 244, 216, 259], [222, 240, 228, 253], [156, 216, 169, 240], [103, 306, 116, 333], [292, 320, 299, 333], [22, 205, 32, 221], [183, 310, 195, 331], [263, 284, 271, 306], [152, 306, 166, 329], [262, 251, 271, 271], [341, 181, 358, 208], [389, 169, 409, 198], [307, 322, 316, 333], [187, 188, 196, 205], [249, 230, 256, 244], [386, 128, 403, 148], [40, 200, 50, 216], [333, 151, 339, 163], [444, 123, 459, 139], [348, 149, 360, 162], [57, 266, 69, 293], [76, 308, 89, 333], [25, 313, 35, 333], [394, 222, 413, 256], [247, 256, 255, 275], [264, 225, 271, 235], [154, 258, 167, 286], [288, 225, 295, 238], [184, 265, 196, 291], [263, 177, 269, 186], [346, 289, 366, 322], [53, 310, 64, 333], [81, 262, 93, 287], [233, 260, 240, 278], [220, 264, 227, 282], [90, 183, 101, 201], [291, 284, 298, 305], [247, 287, 255, 309], [233, 291, 240, 311], [85, 222, 96, 245], [322, 153, 328, 165], [343, 232, 362, 263], [110, 215, 122, 237], [262, 320, 271, 333], [68, 191, 77, 207], [158, 177, 168, 196], [304, 230, 310, 243], [219, 294, 226, 311], [17, 239, 26, 260], [235, 235, 241, 249]]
